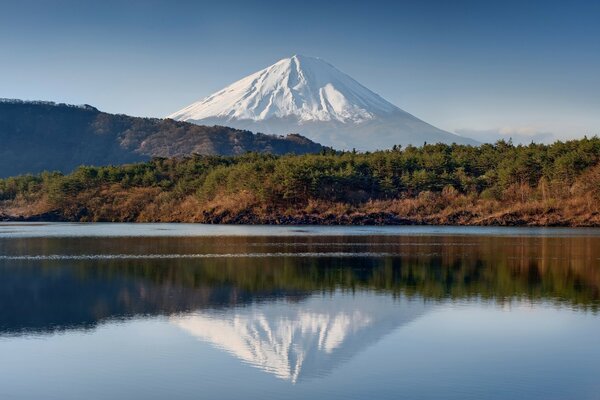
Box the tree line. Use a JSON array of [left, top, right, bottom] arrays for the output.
[[2, 137, 599, 207]]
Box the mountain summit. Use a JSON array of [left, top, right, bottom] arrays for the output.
[[169, 55, 397, 124], [168, 55, 476, 150]]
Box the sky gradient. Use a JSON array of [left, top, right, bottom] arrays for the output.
[[1, 0, 599, 142]]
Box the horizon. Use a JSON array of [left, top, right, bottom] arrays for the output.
[[2, 0, 600, 143]]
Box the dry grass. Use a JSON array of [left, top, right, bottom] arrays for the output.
[[2, 172, 599, 226]]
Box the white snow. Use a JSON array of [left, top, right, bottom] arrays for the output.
[[167, 55, 399, 123]]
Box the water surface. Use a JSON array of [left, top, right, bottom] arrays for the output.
[[0, 223, 599, 399]]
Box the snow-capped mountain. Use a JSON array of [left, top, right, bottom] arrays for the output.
[[168, 55, 477, 150], [171, 292, 430, 383]]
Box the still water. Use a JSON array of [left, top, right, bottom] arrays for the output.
[[0, 223, 599, 400]]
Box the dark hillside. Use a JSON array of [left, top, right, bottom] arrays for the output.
[[0, 99, 324, 177]]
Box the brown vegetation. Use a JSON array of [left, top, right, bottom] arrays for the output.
[[2, 139, 599, 225], [2, 175, 599, 226]]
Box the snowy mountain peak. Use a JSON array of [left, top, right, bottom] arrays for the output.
[[168, 55, 477, 150], [168, 55, 399, 124], [171, 293, 430, 383]]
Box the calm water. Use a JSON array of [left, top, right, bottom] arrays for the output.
[[0, 223, 599, 400]]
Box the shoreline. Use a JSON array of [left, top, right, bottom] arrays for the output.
[[2, 139, 599, 229], [2, 210, 599, 227]]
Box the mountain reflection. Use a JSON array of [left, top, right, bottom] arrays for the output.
[[172, 293, 427, 382], [0, 235, 598, 339]]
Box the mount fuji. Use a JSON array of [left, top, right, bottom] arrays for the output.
[[168, 55, 477, 150]]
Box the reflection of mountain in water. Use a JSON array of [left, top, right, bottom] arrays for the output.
[[173, 293, 428, 383]]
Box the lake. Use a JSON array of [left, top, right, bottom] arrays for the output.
[[1, 223, 599, 400]]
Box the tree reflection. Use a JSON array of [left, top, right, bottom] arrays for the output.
[[0, 234, 598, 337]]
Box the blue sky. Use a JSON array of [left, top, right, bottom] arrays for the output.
[[1, 0, 599, 142]]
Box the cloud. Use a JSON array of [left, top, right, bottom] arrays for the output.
[[455, 127, 556, 144]]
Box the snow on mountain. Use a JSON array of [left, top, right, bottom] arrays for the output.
[[168, 55, 477, 150], [171, 292, 429, 383], [169, 55, 397, 123]]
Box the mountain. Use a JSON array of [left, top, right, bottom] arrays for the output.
[[172, 293, 429, 383], [168, 55, 477, 150], [0, 99, 324, 177]]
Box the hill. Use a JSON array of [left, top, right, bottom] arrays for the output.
[[1, 138, 599, 226], [0, 99, 324, 177]]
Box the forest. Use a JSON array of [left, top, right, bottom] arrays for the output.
[[1, 137, 599, 225], [0, 99, 323, 177]]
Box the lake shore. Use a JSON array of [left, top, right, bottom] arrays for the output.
[[2, 140, 599, 228], [2, 195, 599, 227]]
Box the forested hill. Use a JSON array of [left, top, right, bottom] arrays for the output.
[[1, 138, 599, 226], [0, 99, 324, 177]]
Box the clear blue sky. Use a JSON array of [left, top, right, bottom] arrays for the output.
[[1, 0, 599, 142]]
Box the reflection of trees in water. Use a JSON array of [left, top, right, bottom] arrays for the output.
[[76, 234, 599, 307], [0, 234, 598, 335]]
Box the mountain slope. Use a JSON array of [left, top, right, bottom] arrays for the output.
[[0, 99, 324, 177], [169, 55, 477, 150]]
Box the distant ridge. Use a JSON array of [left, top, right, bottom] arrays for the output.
[[169, 55, 477, 150], [0, 100, 324, 177], [0, 98, 98, 111]]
